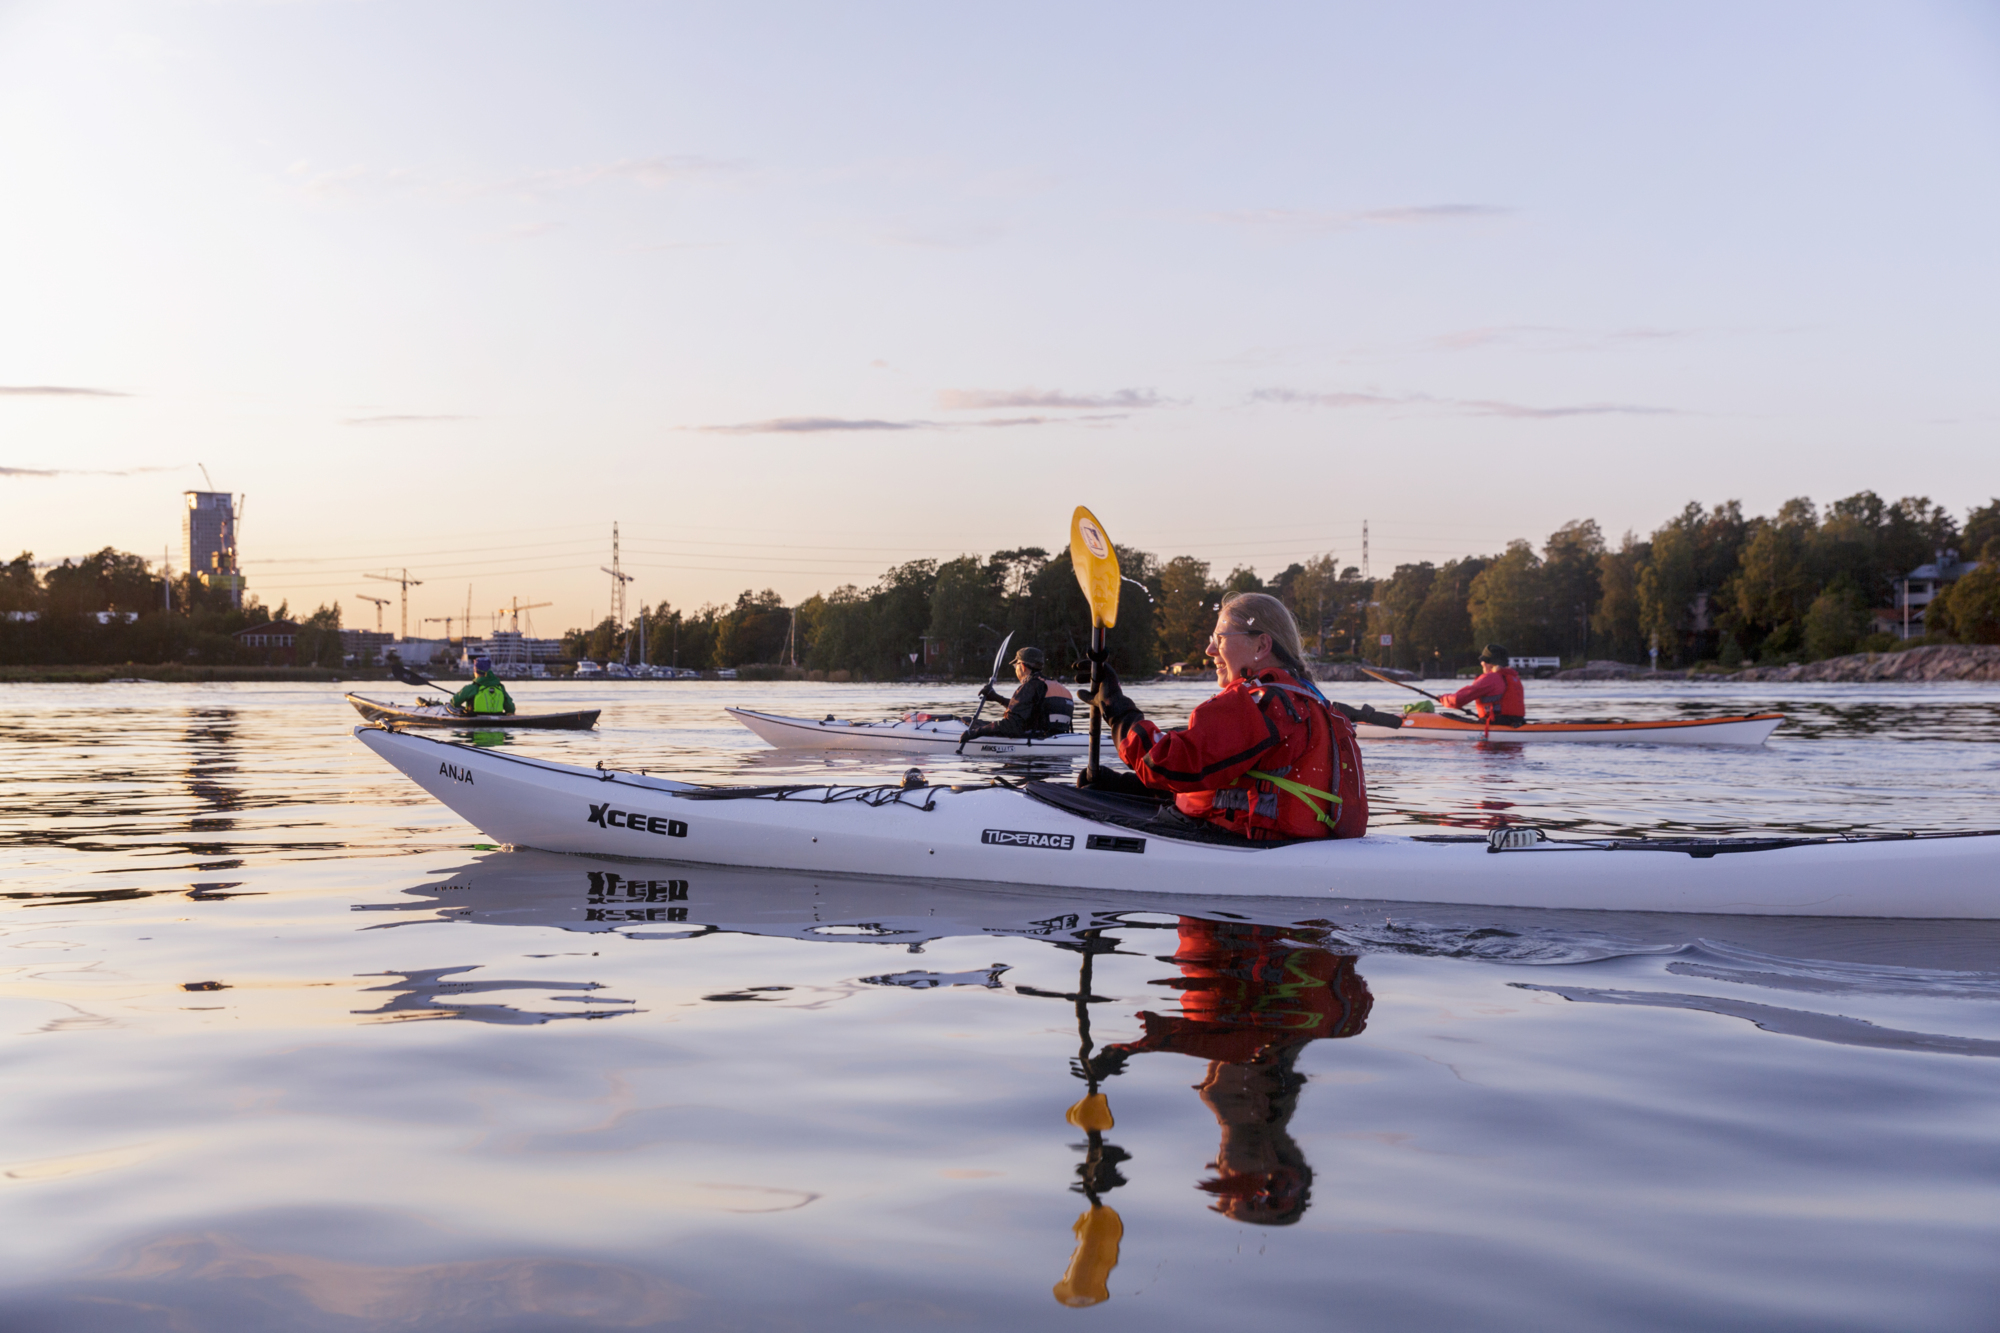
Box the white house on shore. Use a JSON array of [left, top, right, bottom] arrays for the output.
[[1878, 551, 1983, 639]]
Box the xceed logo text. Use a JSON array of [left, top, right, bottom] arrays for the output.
[[981, 829, 1074, 850], [587, 804, 688, 838]]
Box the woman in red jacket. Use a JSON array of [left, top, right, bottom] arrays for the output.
[[1088, 592, 1367, 841]]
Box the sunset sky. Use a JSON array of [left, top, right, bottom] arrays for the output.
[[3, 1, 1997, 638]]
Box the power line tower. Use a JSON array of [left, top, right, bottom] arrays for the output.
[[1361, 520, 1370, 581], [364, 568, 423, 640], [601, 522, 634, 644]]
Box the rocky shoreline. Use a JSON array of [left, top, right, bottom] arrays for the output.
[[1552, 645, 2000, 684]]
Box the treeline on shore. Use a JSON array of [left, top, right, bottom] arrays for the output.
[[0, 550, 345, 666], [9, 490, 1999, 674], [567, 490, 2000, 678]]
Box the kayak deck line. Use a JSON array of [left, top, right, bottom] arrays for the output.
[[351, 724, 2000, 917]]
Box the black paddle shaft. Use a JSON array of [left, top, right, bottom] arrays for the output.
[[1087, 626, 1107, 780]]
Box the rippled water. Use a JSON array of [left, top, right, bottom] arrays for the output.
[[3, 679, 1999, 1331]]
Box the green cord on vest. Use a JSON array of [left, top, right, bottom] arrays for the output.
[[1246, 769, 1341, 829]]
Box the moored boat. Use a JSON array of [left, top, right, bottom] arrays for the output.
[[354, 724, 1999, 918], [1356, 711, 1783, 744], [727, 706, 1087, 755], [345, 694, 602, 731]]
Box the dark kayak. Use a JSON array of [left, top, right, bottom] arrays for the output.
[[345, 693, 601, 731]]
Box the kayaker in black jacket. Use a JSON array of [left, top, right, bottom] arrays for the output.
[[964, 646, 1074, 741]]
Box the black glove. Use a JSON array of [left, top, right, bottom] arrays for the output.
[[1080, 665, 1143, 735], [978, 683, 1006, 705]]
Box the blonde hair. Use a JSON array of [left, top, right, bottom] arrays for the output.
[[1218, 592, 1313, 682]]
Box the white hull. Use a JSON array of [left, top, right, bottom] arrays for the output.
[[727, 706, 1088, 755], [1355, 712, 1783, 744], [356, 726, 2000, 918]]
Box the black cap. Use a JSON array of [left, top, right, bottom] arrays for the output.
[[1479, 644, 1507, 665], [1013, 646, 1045, 670]]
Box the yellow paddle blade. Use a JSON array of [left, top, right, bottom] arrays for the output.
[[1051, 1204, 1124, 1307], [1064, 1092, 1114, 1132], [1069, 506, 1122, 629]]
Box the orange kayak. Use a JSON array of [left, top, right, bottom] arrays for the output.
[[1355, 711, 1782, 745]]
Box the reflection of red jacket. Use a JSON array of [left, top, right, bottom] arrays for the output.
[[1441, 666, 1524, 722], [1104, 920, 1371, 1066], [1118, 669, 1367, 840]]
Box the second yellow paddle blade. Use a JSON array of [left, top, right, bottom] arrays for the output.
[[1051, 1204, 1124, 1307], [1069, 506, 1122, 629]]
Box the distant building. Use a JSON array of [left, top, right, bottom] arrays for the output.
[[236, 619, 300, 665], [183, 491, 244, 607], [1879, 550, 1984, 639], [462, 630, 564, 673], [340, 628, 395, 665]]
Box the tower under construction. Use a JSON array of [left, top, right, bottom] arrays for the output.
[[183, 491, 244, 606]]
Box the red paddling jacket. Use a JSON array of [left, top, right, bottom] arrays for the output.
[[1117, 668, 1368, 841]]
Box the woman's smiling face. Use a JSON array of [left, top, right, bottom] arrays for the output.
[[1207, 613, 1272, 686]]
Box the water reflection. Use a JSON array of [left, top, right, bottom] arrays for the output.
[[1099, 920, 1371, 1227]]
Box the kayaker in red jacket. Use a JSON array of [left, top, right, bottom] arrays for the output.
[[1440, 644, 1526, 726], [1086, 593, 1367, 841]]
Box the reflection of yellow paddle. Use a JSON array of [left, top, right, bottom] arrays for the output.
[[1052, 1203, 1124, 1307], [1069, 506, 1121, 780]]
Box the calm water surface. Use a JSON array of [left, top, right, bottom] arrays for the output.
[[3, 679, 2000, 1331]]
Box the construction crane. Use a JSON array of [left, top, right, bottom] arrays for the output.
[[364, 568, 423, 641], [356, 595, 391, 633], [421, 616, 456, 642], [495, 599, 552, 633]]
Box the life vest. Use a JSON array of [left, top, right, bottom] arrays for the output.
[[1470, 667, 1525, 725], [1040, 678, 1075, 734], [1179, 675, 1368, 841], [471, 679, 510, 714]]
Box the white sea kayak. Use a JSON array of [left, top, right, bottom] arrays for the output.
[[354, 725, 2000, 918], [727, 706, 1088, 755], [1354, 711, 1784, 744]]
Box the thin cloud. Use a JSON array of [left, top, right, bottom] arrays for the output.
[[1427, 325, 1691, 352], [690, 414, 1129, 435], [2, 464, 180, 478], [1209, 204, 1513, 233], [342, 415, 472, 427], [1250, 387, 1678, 418], [936, 387, 1163, 411], [696, 417, 927, 434], [1457, 398, 1678, 419], [495, 156, 735, 196], [0, 385, 130, 397], [287, 156, 736, 204], [1249, 388, 1403, 409]]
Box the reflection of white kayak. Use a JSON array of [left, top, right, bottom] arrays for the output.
[[355, 725, 2000, 918], [1356, 711, 1784, 745], [726, 706, 1087, 755]]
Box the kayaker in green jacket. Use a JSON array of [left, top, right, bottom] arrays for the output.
[[451, 657, 515, 715]]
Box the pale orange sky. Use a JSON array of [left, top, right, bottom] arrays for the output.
[[4, 1, 1997, 637]]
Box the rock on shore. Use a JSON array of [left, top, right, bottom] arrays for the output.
[[1553, 645, 2000, 684]]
